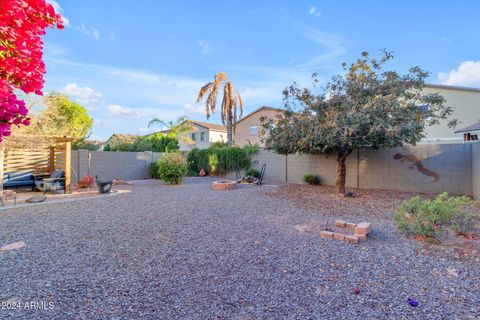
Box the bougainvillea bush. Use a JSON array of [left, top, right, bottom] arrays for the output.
[[0, 0, 63, 141]]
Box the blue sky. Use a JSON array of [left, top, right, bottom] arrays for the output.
[[43, 0, 480, 140]]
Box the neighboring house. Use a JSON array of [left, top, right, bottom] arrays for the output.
[[105, 134, 139, 148], [422, 84, 480, 142], [234, 106, 282, 147], [234, 85, 480, 146], [178, 121, 227, 151], [454, 122, 480, 141]]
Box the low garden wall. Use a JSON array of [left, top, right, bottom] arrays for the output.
[[251, 142, 480, 197]]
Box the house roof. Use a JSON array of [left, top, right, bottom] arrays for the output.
[[235, 106, 282, 125], [106, 134, 139, 145], [425, 83, 480, 93], [454, 122, 480, 133], [192, 121, 227, 131]]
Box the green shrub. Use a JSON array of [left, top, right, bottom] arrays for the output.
[[394, 192, 476, 239], [303, 174, 321, 185], [150, 161, 160, 179], [243, 142, 260, 160], [156, 153, 187, 184], [187, 146, 250, 176], [246, 168, 260, 177]]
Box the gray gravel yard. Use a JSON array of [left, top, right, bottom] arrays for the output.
[[1, 177, 479, 319]]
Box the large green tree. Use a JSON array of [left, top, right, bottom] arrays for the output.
[[8, 92, 93, 148], [261, 51, 456, 194]]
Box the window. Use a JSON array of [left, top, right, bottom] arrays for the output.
[[200, 132, 206, 141], [191, 133, 196, 141], [250, 125, 258, 136]]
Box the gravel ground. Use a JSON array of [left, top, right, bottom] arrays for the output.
[[0, 177, 479, 319]]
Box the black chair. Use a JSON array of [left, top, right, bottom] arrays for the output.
[[35, 170, 65, 193], [256, 164, 266, 186]]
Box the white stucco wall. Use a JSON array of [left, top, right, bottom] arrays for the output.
[[178, 124, 226, 151], [422, 85, 480, 141]]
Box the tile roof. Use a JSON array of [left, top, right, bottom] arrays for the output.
[[193, 121, 227, 131], [454, 122, 480, 133]]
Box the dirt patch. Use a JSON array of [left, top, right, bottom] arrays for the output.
[[265, 184, 480, 260]]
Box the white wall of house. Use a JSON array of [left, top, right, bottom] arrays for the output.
[[422, 85, 480, 142], [178, 124, 226, 151]]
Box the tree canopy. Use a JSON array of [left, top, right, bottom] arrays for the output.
[[261, 51, 456, 194], [10, 92, 93, 148]]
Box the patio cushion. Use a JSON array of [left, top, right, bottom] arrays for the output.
[[8, 172, 34, 182], [3, 172, 35, 189], [50, 170, 65, 179]]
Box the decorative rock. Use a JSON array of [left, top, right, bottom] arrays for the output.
[[0, 241, 26, 253], [335, 220, 346, 228], [320, 231, 334, 239], [25, 195, 47, 203], [212, 180, 237, 190], [355, 222, 371, 235], [345, 235, 359, 244], [346, 222, 357, 230], [355, 234, 367, 241], [333, 233, 345, 241]]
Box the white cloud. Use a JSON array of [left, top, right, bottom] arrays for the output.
[[297, 25, 347, 67], [138, 127, 155, 133], [64, 83, 102, 105], [438, 36, 453, 44], [107, 105, 146, 118], [47, 0, 70, 27], [78, 23, 100, 40], [198, 39, 214, 57], [308, 5, 321, 17], [184, 103, 204, 115], [438, 61, 480, 87]]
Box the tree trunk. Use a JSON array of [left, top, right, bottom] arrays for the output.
[[336, 149, 352, 195], [226, 119, 233, 146]]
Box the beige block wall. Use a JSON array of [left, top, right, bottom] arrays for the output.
[[235, 108, 281, 147], [71, 150, 162, 185], [472, 142, 480, 199], [251, 143, 474, 196], [423, 86, 480, 140]]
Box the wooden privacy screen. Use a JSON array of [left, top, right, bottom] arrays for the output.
[[1, 136, 72, 192]]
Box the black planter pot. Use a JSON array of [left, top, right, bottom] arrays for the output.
[[97, 181, 112, 194]]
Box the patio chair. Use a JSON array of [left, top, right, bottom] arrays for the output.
[[35, 169, 66, 193], [256, 164, 266, 186]]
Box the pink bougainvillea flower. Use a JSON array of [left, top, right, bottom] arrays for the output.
[[0, 0, 63, 141]]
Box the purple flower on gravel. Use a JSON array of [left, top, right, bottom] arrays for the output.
[[407, 297, 419, 307]]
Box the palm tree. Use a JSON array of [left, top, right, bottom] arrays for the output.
[[196, 72, 243, 146], [148, 116, 196, 145]]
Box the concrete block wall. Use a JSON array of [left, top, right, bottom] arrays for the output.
[[71, 150, 163, 184], [472, 142, 480, 199], [358, 144, 472, 195], [251, 142, 477, 196]]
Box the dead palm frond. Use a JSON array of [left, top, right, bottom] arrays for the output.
[[196, 73, 243, 122], [196, 72, 243, 145]]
